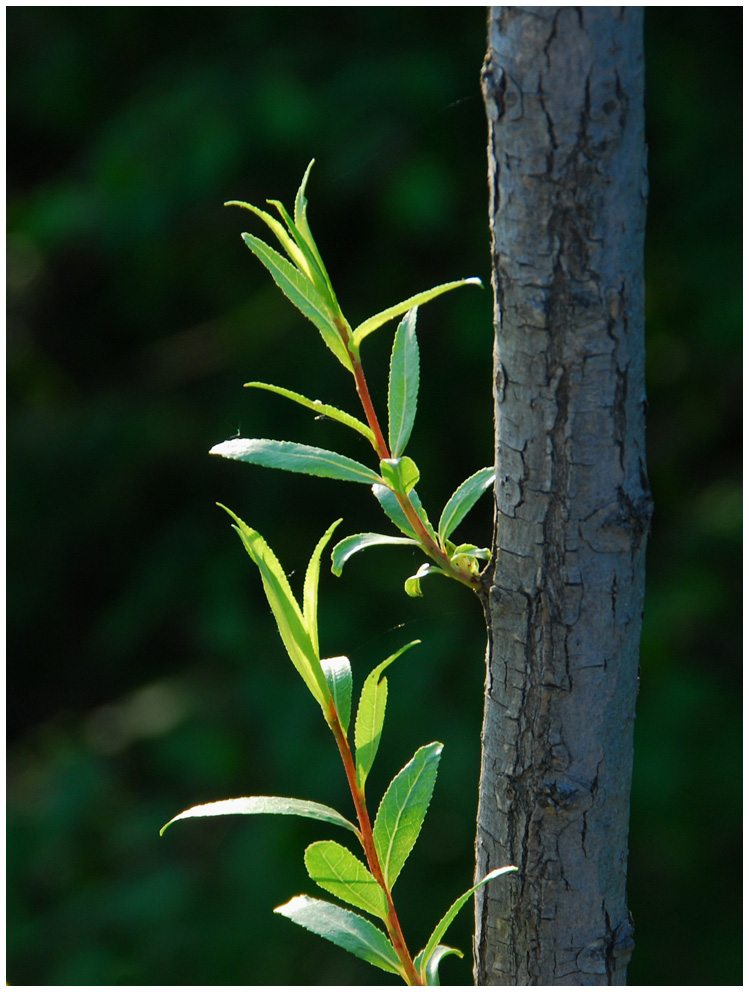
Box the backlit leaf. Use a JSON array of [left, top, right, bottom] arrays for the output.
[[241, 233, 352, 370], [216, 505, 328, 708], [414, 866, 518, 983], [245, 382, 375, 445], [321, 656, 352, 736], [352, 277, 482, 349], [450, 543, 491, 560], [354, 641, 420, 792], [304, 840, 388, 920], [421, 944, 463, 986], [437, 467, 495, 544], [379, 456, 420, 495], [404, 563, 444, 598], [303, 519, 342, 658], [293, 160, 339, 310], [211, 438, 382, 486], [331, 533, 419, 578], [160, 796, 358, 837], [373, 742, 442, 890], [266, 196, 335, 307], [388, 307, 420, 457], [275, 895, 404, 978], [225, 199, 313, 280], [372, 484, 437, 543]]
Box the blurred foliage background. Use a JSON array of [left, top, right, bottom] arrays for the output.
[[7, 8, 741, 986]]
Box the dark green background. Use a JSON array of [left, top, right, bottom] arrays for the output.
[[8, 8, 741, 986]]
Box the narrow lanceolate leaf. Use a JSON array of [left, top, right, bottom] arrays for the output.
[[304, 840, 388, 921], [275, 895, 404, 978], [388, 307, 420, 457], [294, 160, 315, 237], [352, 277, 483, 349], [225, 199, 313, 281], [414, 866, 518, 983], [265, 196, 335, 307], [159, 796, 358, 837], [293, 160, 338, 310], [373, 742, 442, 890], [242, 232, 330, 330], [241, 233, 352, 370], [303, 519, 342, 658], [372, 484, 438, 543], [331, 533, 419, 578], [321, 657, 353, 736], [217, 505, 328, 708], [211, 439, 382, 487], [245, 382, 375, 445], [354, 641, 420, 792], [437, 467, 495, 544], [421, 944, 463, 986]]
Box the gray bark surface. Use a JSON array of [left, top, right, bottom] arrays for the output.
[[474, 8, 650, 985]]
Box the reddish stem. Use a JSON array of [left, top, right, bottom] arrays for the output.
[[327, 704, 423, 986], [334, 319, 480, 593], [353, 359, 391, 459]]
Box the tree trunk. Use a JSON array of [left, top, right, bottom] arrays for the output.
[[474, 8, 650, 985]]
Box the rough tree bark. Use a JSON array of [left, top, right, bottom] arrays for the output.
[[474, 8, 650, 985]]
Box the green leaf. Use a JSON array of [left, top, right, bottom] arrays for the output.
[[372, 484, 437, 543], [414, 866, 518, 983], [450, 543, 491, 560], [225, 199, 314, 282], [388, 307, 420, 457], [294, 160, 315, 235], [304, 840, 388, 920], [226, 162, 342, 319], [275, 895, 404, 978], [352, 277, 482, 349], [216, 505, 328, 708], [241, 233, 352, 370], [404, 563, 445, 598], [331, 533, 419, 578], [379, 456, 420, 496], [303, 519, 342, 658], [211, 438, 383, 486], [293, 160, 339, 311], [449, 554, 479, 579], [421, 944, 463, 986], [354, 641, 420, 793], [322, 656, 353, 736], [160, 796, 359, 837], [357, 677, 387, 791], [437, 467, 495, 545], [245, 382, 375, 445], [373, 741, 442, 890], [266, 196, 334, 302]]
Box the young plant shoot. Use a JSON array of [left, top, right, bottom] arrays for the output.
[[211, 161, 495, 597], [162, 516, 515, 985], [162, 165, 515, 985]]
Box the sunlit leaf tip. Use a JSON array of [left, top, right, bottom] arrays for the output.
[[160, 795, 359, 838], [352, 276, 485, 348], [209, 437, 382, 486]]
